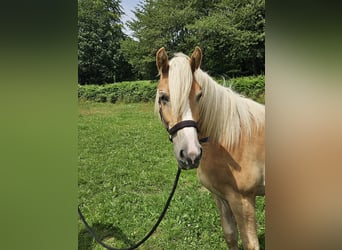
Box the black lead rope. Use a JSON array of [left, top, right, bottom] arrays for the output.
[[79, 108, 209, 249], [78, 168, 182, 250]]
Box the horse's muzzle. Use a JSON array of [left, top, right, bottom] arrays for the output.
[[178, 161, 200, 170], [178, 149, 202, 170]]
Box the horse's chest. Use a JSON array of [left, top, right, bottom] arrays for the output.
[[197, 144, 263, 195]]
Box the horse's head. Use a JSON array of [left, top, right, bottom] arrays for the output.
[[156, 47, 203, 170]]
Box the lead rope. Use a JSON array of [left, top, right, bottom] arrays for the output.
[[78, 168, 181, 250], [79, 108, 208, 249]]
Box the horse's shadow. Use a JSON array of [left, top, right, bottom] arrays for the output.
[[78, 223, 133, 250], [259, 231, 265, 250], [78, 223, 265, 250]]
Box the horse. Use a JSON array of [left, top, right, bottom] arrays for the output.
[[155, 47, 265, 250]]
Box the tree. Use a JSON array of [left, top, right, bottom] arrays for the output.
[[187, 0, 265, 76], [78, 0, 129, 84], [122, 0, 199, 79], [123, 0, 264, 79]]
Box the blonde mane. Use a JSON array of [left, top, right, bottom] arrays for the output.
[[156, 53, 265, 150], [195, 69, 264, 149]]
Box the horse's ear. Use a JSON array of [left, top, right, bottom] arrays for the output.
[[190, 46, 202, 72], [156, 47, 169, 74]]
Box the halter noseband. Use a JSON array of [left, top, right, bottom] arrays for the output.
[[159, 107, 207, 143], [167, 120, 199, 141]]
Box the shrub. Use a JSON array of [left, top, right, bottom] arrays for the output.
[[78, 81, 157, 104], [78, 76, 264, 104], [95, 94, 107, 103], [218, 75, 265, 103]]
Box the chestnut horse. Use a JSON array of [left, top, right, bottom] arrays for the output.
[[155, 47, 265, 250]]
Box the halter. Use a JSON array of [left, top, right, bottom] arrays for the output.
[[159, 106, 208, 143]]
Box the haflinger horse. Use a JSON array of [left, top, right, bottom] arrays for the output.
[[155, 47, 265, 250]]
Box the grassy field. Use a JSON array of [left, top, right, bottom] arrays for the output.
[[78, 101, 265, 250]]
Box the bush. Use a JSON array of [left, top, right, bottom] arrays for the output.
[[217, 75, 265, 103], [95, 94, 107, 103], [78, 76, 264, 104], [78, 81, 157, 104]]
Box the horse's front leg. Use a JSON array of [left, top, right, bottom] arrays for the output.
[[213, 194, 239, 250], [227, 192, 259, 250]]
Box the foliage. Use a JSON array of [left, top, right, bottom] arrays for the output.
[[78, 102, 265, 249], [188, 0, 265, 76], [78, 0, 133, 84], [123, 0, 265, 79], [78, 80, 158, 103], [78, 76, 264, 104], [122, 0, 198, 79], [222, 75, 265, 103], [78, 0, 265, 83]]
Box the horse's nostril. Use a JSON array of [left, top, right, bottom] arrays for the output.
[[179, 148, 201, 167], [180, 149, 185, 158]]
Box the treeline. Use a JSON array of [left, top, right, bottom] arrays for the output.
[[78, 0, 265, 85]]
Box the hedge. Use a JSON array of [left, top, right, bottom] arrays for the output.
[[217, 75, 265, 103], [78, 81, 157, 103], [78, 76, 264, 104]]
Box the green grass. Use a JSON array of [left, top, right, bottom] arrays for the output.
[[78, 101, 265, 250]]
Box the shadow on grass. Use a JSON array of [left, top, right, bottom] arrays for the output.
[[78, 223, 134, 250], [259, 231, 265, 250]]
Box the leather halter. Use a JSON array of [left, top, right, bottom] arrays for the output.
[[159, 106, 208, 143]]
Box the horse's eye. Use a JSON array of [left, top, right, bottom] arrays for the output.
[[196, 92, 202, 102], [159, 94, 169, 104]]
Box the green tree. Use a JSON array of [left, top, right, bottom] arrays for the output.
[[187, 0, 265, 76], [122, 0, 199, 79], [78, 0, 128, 84], [123, 0, 264, 79]]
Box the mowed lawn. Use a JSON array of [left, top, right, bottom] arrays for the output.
[[78, 101, 265, 250]]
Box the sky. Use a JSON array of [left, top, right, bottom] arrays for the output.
[[121, 0, 141, 37]]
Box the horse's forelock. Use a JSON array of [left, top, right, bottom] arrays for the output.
[[168, 55, 193, 118]]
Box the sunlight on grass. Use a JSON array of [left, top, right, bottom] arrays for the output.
[[78, 101, 265, 250]]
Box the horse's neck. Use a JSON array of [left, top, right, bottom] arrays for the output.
[[198, 72, 264, 150]]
